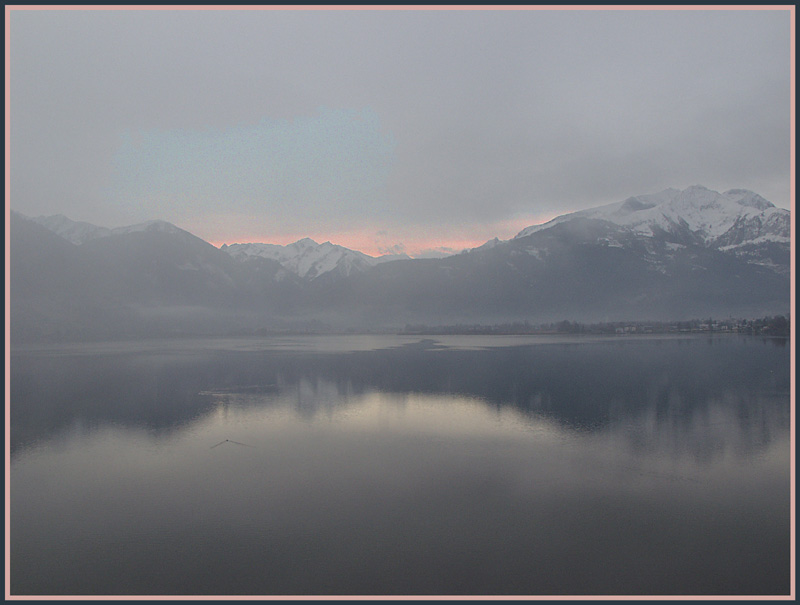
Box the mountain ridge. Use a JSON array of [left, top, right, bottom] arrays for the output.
[[221, 239, 409, 280], [21, 185, 789, 281], [10, 185, 791, 341], [513, 185, 789, 248]]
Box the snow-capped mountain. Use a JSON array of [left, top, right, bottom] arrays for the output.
[[109, 219, 187, 237], [29, 214, 113, 244], [30, 214, 188, 244], [515, 186, 788, 248], [221, 238, 405, 280], [509, 185, 790, 274], [470, 237, 501, 252], [26, 213, 410, 281]]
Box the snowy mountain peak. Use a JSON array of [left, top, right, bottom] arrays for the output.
[[514, 186, 788, 247], [30, 214, 112, 244], [27, 214, 188, 244], [722, 189, 774, 211], [618, 197, 658, 214], [471, 237, 501, 252], [223, 237, 402, 280], [377, 252, 412, 261], [111, 219, 183, 236]]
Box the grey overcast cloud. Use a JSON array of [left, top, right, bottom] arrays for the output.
[[8, 7, 792, 256]]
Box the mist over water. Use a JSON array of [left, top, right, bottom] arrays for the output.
[[10, 335, 791, 595]]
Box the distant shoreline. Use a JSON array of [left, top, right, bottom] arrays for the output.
[[9, 327, 790, 355]]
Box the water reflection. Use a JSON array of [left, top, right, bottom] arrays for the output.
[[11, 336, 790, 461], [10, 336, 791, 595]]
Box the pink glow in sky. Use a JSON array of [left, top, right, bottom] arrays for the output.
[[206, 235, 478, 258], [199, 212, 559, 258]]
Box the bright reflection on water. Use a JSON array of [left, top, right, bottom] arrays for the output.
[[10, 335, 791, 596]]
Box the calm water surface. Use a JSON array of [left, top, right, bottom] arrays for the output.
[[10, 335, 791, 595]]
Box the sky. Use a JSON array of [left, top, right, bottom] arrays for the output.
[[8, 7, 793, 257]]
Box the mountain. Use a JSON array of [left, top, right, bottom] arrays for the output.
[[221, 238, 405, 281], [9, 185, 791, 341], [515, 186, 787, 242], [28, 214, 191, 244], [28, 213, 113, 244], [29, 214, 410, 281], [9, 211, 131, 341], [317, 186, 790, 325], [11, 212, 307, 340], [514, 185, 789, 273], [431, 185, 789, 321]]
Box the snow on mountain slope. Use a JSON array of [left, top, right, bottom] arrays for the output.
[[110, 220, 185, 237], [470, 237, 502, 252], [30, 214, 187, 244], [26, 212, 412, 281], [506, 185, 790, 277], [515, 186, 789, 248], [30, 214, 113, 244], [222, 238, 403, 280]]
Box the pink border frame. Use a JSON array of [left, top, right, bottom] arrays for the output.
[[4, 4, 796, 601]]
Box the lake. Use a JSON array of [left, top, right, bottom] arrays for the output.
[[9, 334, 791, 596]]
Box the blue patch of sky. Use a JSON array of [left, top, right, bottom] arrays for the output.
[[111, 107, 396, 227]]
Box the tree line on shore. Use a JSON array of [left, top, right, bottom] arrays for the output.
[[400, 315, 791, 336]]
